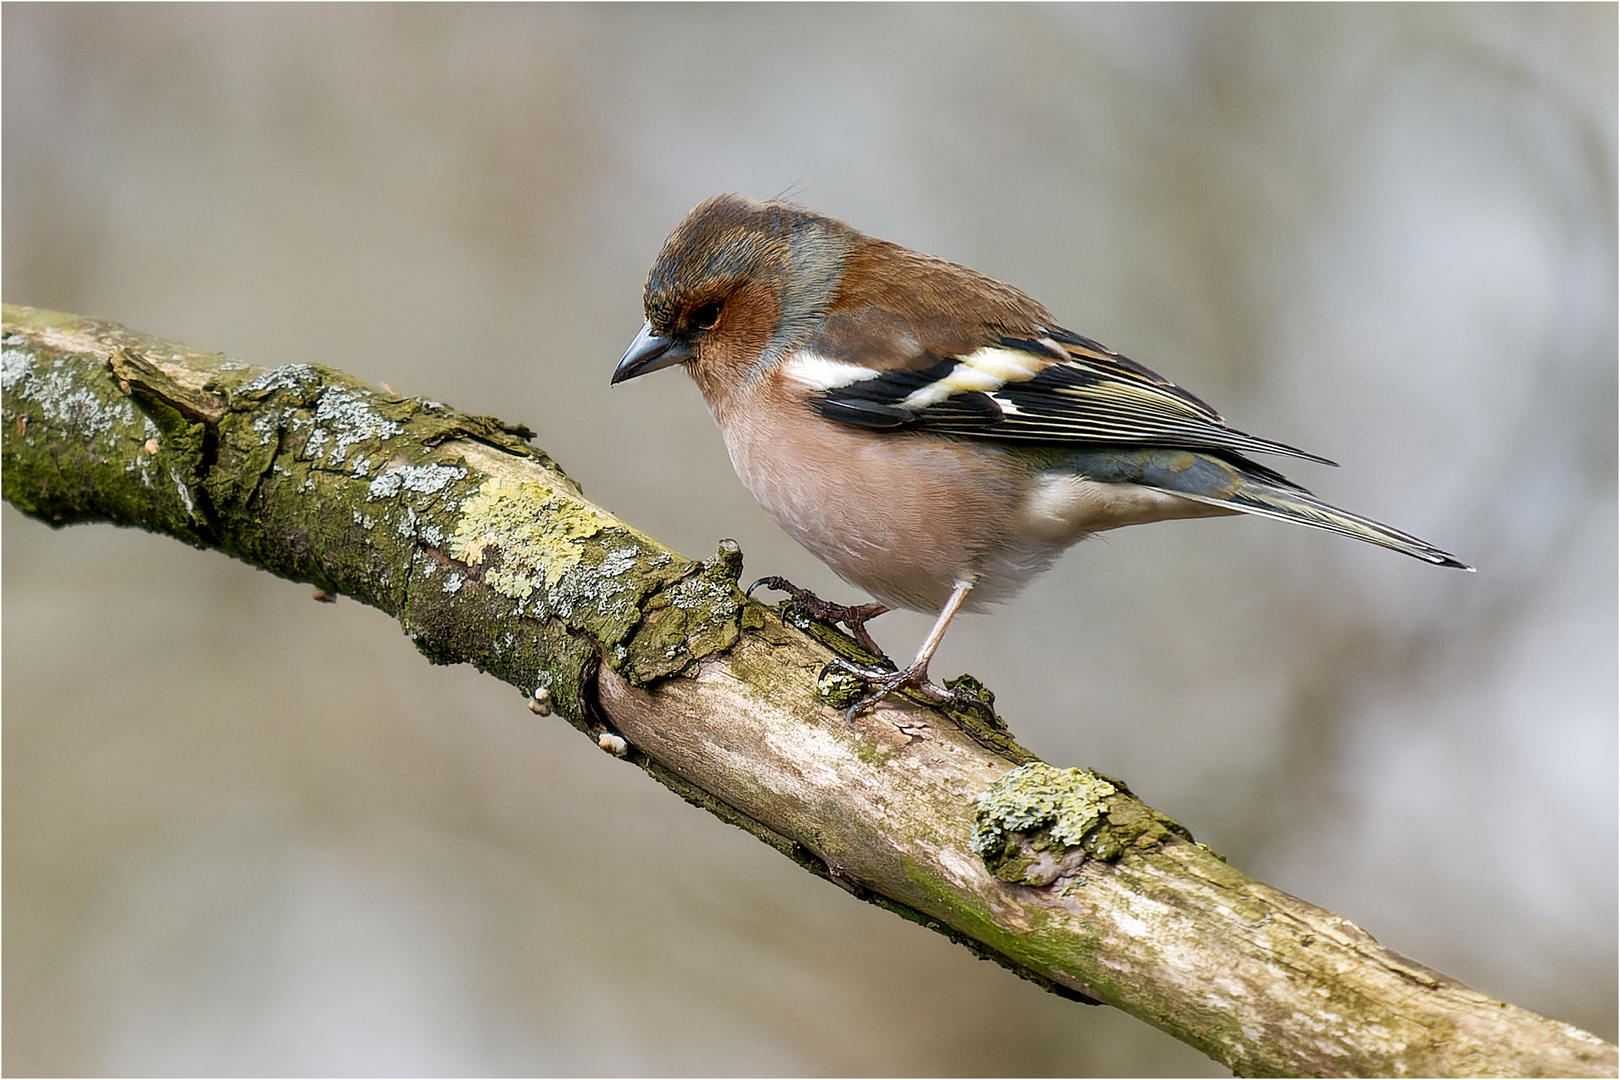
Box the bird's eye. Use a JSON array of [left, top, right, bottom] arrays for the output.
[[690, 302, 722, 330]]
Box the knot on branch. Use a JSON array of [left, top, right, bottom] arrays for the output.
[[621, 539, 762, 683]]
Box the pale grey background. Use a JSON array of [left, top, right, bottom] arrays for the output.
[[4, 4, 1615, 1076]]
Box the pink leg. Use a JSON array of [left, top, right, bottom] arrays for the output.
[[827, 579, 982, 721]]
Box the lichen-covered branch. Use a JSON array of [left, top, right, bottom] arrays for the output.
[[3, 303, 1612, 1079]]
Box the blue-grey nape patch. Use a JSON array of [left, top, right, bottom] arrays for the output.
[[756, 218, 856, 377]]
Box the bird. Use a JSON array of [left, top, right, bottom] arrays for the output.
[[611, 193, 1471, 718]]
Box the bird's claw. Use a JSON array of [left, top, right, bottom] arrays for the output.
[[821, 655, 983, 724], [744, 576, 779, 599], [747, 576, 889, 657]]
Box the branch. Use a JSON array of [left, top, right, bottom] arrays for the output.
[[3, 303, 1611, 1078]]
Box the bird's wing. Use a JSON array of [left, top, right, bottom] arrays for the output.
[[800, 314, 1336, 466]]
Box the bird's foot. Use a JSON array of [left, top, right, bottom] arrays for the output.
[[821, 656, 986, 724], [747, 576, 889, 657]]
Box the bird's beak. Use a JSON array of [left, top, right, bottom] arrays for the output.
[[611, 321, 692, 385]]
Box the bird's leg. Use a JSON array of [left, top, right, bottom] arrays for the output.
[[747, 576, 889, 658], [828, 579, 981, 721]]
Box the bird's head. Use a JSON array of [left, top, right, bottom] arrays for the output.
[[612, 193, 855, 409]]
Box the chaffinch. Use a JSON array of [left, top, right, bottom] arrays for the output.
[[612, 193, 1470, 717]]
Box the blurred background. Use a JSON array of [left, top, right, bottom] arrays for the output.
[[4, 4, 1614, 1075]]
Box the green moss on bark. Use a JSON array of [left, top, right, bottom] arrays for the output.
[[1, 333, 210, 544]]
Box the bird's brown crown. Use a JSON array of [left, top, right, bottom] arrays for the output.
[[643, 195, 789, 334], [643, 194, 862, 343]]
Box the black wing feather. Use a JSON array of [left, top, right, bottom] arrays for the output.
[[811, 326, 1337, 466]]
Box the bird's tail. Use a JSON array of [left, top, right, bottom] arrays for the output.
[[1062, 446, 1473, 570], [1167, 466, 1474, 570]]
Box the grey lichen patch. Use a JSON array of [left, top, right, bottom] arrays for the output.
[[368, 462, 466, 500], [239, 363, 324, 399], [598, 544, 642, 579], [237, 368, 321, 444], [4, 348, 136, 441], [973, 764, 1192, 886], [666, 566, 740, 617], [974, 764, 1118, 886], [306, 386, 402, 465], [2, 345, 35, 390], [170, 466, 198, 517], [975, 764, 1118, 854]]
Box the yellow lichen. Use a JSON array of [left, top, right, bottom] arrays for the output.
[[448, 475, 622, 601]]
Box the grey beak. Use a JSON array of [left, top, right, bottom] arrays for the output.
[[611, 321, 692, 385]]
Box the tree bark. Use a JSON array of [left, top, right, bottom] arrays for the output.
[[3, 303, 1612, 1078]]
